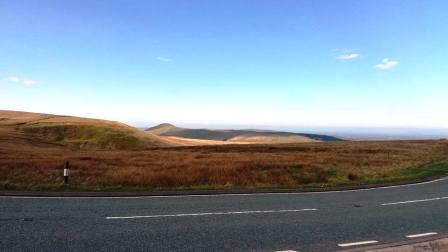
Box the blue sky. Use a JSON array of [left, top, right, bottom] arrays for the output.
[[1, 0, 447, 129]]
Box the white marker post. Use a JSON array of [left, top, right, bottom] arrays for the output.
[[63, 161, 69, 185]]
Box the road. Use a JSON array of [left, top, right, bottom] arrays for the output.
[[1, 178, 448, 252]]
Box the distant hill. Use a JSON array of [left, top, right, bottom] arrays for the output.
[[145, 123, 181, 135], [0, 110, 342, 149], [146, 123, 342, 144], [0, 110, 173, 150]]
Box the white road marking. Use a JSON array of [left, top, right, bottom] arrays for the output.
[[275, 250, 297, 252], [106, 208, 317, 220], [381, 196, 448, 206], [1, 177, 447, 199], [406, 232, 438, 238], [338, 240, 379, 247]]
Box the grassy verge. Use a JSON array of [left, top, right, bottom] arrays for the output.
[[364, 160, 448, 185], [1, 140, 448, 192], [2, 161, 448, 193]]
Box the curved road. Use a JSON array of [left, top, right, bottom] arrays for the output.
[[1, 178, 448, 251]]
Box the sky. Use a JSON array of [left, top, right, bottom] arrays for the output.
[[1, 0, 447, 129]]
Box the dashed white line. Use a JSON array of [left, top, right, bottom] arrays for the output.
[[406, 232, 438, 238], [338, 240, 379, 247], [106, 208, 317, 220], [275, 250, 297, 252], [381, 196, 448, 206]]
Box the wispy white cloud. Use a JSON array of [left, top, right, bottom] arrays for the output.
[[7, 76, 20, 82], [337, 53, 361, 61], [22, 79, 38, 85], [156, 56, 173, 62], [375, 58, 399, 70], [4, 76, 39, 85]]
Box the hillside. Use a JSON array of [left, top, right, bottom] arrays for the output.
[[2, 112, 448, 192], [0, 110, 173, 150], [146, 123, 342, 144], [0, 110, 342, 150]]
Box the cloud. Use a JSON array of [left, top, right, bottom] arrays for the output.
[[375, 58, 399, 70], [7, 76, 20, 82], [22, 79, 38, 85], [4, 76, 38, 85], [337, 53, 361, 61], [156, 56, 173, 62]]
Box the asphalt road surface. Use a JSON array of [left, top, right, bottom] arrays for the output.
[[1, 178, 448, 251]]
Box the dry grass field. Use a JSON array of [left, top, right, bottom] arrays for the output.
[[1, 110, 448, 192], [1, 138, 448, 191], [0, 110, 174, 150]]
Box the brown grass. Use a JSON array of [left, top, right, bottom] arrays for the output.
[[1, 137, 448, 191], [227, 134, 317, 143], [0, 110, 174, 149], [161, 136, 248, 146], [2, 110, 448, 191]]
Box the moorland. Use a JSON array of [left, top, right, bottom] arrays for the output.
[[1, 110, 447, 192]]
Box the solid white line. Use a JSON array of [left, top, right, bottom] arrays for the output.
[[406, 232, 438, 238], [2, 177, 448, 199], [338, 240, 379, 247], [106, 208, 317, 220], [381, 196, 448, 206]]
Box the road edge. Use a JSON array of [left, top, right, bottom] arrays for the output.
[[0, 176, 447, 197], [336, 234, 448, 252]]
